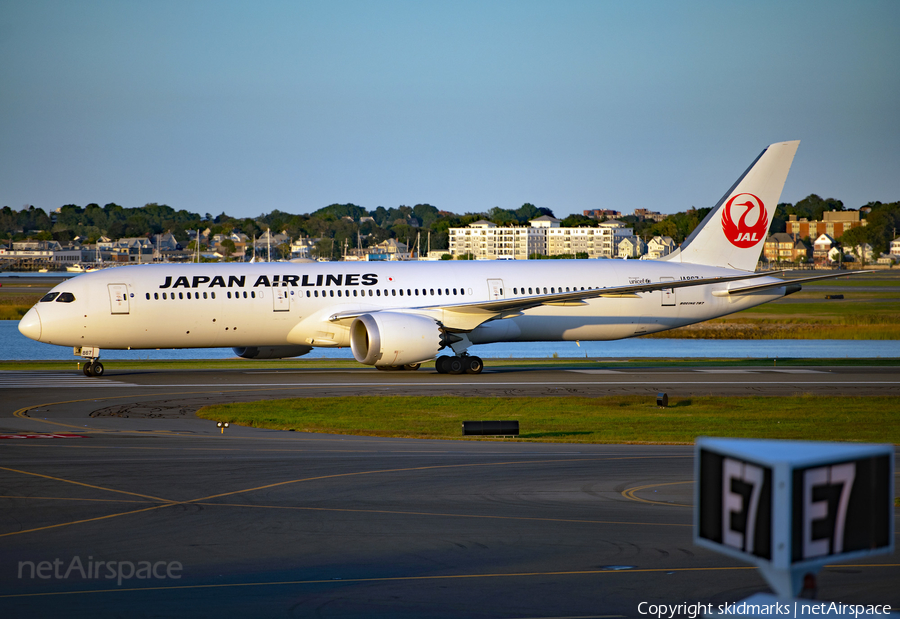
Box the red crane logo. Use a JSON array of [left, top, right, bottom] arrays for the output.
[[721, 193, 768, 248]]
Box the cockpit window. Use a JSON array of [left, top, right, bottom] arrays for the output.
[[55, 292, 76, 303], [40, 292, 60, 302]]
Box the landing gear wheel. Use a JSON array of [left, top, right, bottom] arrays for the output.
[[447, 356, 465, 375], [435, 356, 449, 374], [83, 361, 94, 377], [402, 363, 421, 371], [91, 361, 104, 377], [464, 356, 483, 375]]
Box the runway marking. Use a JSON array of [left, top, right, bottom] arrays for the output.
[[0, 371, 136, 388], [695, 369, 825, 374], [3, 564, 898, 600], [621, 481, 693, 507], [694, 369, 758, 373], [0, 494, 689, 528], [568, 370, 623, 374], [770, 369, 827, 373], [191, 501, 692, 528], [0, 503, 172, 539], [0, 433, 88, 439], [0, 495, 155, 504], [0, 455, 692, 538], [0, 466, 175, 504], [184, 456, 683, 504]]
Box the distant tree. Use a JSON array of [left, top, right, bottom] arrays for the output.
[[515, 203, 553, 222], [312, 203, 367, 221], [561, 214, 597, 227], [51, 225, 73, 245], [313, 238, 333, 260], [860, 201, 900, 255], [412, 204, 440, 228], [219, 238, 235, 260], [648, 219, 678, 239], [784, 195, 844, 222], [839, 226, 871, 264]]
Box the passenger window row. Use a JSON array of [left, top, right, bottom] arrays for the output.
[[304, 288, 467, 298], [147, 291, 218, 300], [512, 286, 589, 295]]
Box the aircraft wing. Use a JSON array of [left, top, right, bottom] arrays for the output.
[[711, 270, 871, 296], [328, 269, 793, 329]]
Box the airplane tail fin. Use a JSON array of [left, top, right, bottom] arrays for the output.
[[662, 140, 800, 271]]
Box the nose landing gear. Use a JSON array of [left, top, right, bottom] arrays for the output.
[[435, 355, 483, 375], [76, 347, 104, 377], [82, 359, 104, 377]]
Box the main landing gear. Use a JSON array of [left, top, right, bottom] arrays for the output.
[[82, 359, 104, 377], [435, 355, 483, 375]]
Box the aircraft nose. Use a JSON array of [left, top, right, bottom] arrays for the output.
[[18, 307, 41, 341]]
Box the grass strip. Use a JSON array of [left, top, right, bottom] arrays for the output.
[[644, 324, 900, 340], [196, 395, 900, 444]]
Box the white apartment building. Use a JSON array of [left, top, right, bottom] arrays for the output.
[[448, 216, 633, 260]]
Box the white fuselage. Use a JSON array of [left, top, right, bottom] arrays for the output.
[[23, 259, 785, 352]]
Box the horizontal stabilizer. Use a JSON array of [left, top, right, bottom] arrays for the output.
[[711, 270, 871, 296]]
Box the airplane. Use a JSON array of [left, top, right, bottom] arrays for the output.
[[18, 140, 866, 376]]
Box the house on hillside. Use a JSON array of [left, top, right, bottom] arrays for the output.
[[367, 238, 410, 261], [616, 235, 647, 259], [291, 237, 318, 260], [812, 234, 837, 266], [764, 233, 808, 264], [848, 243, 874, 263], [646, 236, 675, 259]]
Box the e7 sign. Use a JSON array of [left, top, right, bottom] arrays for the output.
[[791, 457, 891, 563], [695, 438, 893, 572], [698, 450, 773, 560]]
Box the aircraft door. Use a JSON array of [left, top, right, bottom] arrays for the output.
[[487, 278, 505, 300], [273, 287, 290, 312], [660, 277, 676, 307], [108, 284, 130, 314]]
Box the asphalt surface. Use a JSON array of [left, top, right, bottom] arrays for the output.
[[1, 365, 898, 618]]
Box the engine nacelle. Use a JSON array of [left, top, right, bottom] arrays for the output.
[[232, 345, 313, 360], [350, 312, 443, 367]]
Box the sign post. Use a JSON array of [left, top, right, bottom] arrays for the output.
[[694, 438, 893, 604]]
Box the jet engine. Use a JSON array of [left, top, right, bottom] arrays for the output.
[[350, 312, 443, 367], [232, 345, 313, 359]]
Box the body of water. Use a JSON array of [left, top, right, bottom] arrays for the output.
[[1, 322, 896, 361]]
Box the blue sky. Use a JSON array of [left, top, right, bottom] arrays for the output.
[[1, 1, 898, 219]]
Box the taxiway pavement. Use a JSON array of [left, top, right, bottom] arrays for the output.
[[1, 365, 897, 618]]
